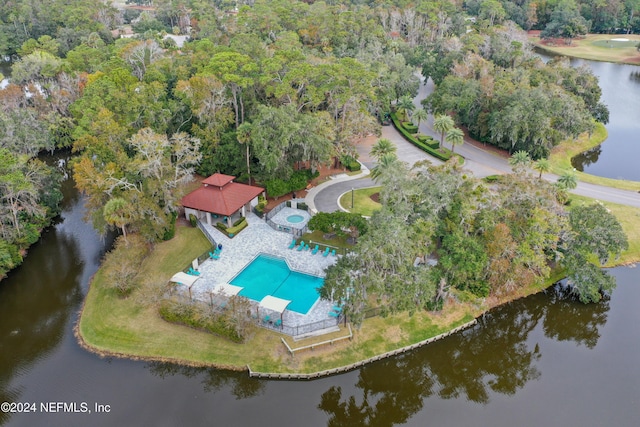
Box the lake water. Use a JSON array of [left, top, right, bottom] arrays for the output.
[[536, 51, 640, 181]]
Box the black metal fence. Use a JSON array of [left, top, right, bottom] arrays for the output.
[[260, 315, 342, 337], [196, 219, 218, 247], [264, 198, 310, 238]]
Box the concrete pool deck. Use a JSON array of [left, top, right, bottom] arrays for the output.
[[177, 212, 340, 330]]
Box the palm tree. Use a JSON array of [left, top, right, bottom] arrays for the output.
[[103, 197, 132, 243], [237, 122, 253, 184], [370, 138, 396, 161], [533, 158, 551, 179], [370, 153, 398, 181], [557, 169, 578, 190], [445, 127, 465, 155], [412, 108, 429, 129], [397, 95, 415, 122], [508, 150, 531, 171], [433, 115, 454, 148]]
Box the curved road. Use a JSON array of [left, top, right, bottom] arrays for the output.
[[313, 75, 640, 212]]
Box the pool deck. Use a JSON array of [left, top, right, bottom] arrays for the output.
[[179, 212, 340, 330]]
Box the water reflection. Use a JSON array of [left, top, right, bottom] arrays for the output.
[[318, 283, 610, 426], [146, 363, 266, 399], [629, 71, 640, 83], [571, 144, 602, 171], [542, 284, 609, 349]]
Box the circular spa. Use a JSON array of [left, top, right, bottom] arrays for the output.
[[286, 214, 305, 224], [269, 206, 311, 230]]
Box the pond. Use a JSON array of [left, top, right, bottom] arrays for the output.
[[537, 50, 640, 181]]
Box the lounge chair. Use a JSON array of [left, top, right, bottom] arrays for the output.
[[332, 305, 342, 312], [311, 244, 319, 255], [288, 239, 297, 249], [322, 247, 330, 257], [262, 315, 270, 324], [331, 249, 336, 256], [328, 311, 340, 318], [297, 241, 305, 251], [274, 318, 282, 328]]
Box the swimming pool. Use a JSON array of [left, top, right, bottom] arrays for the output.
[[230, 254, 323, 314]]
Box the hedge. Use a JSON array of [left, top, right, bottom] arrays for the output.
[[340, 155, 361, 171], [402, 122, 418, 134], [390, 112, 451, 161], [159, 300, 243, 343], [216, 217, 248, 238]]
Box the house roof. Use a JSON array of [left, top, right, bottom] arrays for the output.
[[181, 174, 263, 216], [202, 173, 234, 187]]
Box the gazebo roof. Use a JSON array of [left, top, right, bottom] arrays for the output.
[[181, 174, 263, 216], [259, 295, 291, 314], [169, 272, 200, 288], [202, 173, 234, 187]]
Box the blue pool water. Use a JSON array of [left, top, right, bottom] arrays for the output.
[[230, 254, 323, 314], [286, 214, 305, 223]]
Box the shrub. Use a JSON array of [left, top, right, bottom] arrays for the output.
[[102, 235, 150, 297], [265, 178, 290, 199], [215, 222, 227, 231], [216, 217, 247, 238], [159, 299, 245, 343], [308, 211, 368, 237], [232, 217, 245, 227], [188, 214, 197, 227]]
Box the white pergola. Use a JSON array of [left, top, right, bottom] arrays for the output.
[[258, 295, 291, 325], [170, 272, 201, 298], [209, 283, 243, 306]]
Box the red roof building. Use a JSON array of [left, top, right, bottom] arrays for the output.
[[181, 174, 264, 226]]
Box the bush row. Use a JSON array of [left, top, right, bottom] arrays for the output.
[[402, 121, 419, 134], [390, 112, 451, 161], [159, 299, 243, 343], [417, 134, 440, 149]]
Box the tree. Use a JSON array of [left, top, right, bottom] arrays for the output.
[[396, 95, 415, 121], [479, 0, 507, 26], [556, 169, 578, 190], [433, 115, 454, 148], [236, 122, 253, 183], [533, 158, 551, 179], [412, 108, 429, 129], [370, 153, 399, 181], [370, 138, 396, 161], [445, 127, 464, 155], [541, 0, 590, 44], [103, 197, 133, 243], [509, 150, 532, 171]]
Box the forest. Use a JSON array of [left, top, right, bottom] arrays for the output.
[[0, 0, 628, 310]]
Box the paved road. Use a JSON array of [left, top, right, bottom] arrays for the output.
[[313, 75, 640, 212]]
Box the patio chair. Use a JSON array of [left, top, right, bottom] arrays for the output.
[[322, 247, 330, 257], [288, 239, 297, 249], [331, 249, 336, 256], [262, 315, 270, 324], [209, 251, 220, 260], [311, 244, 319, 255], [274, 318, 282, 328], [328, 311, 340, 318], [332, 305, 342, 312]]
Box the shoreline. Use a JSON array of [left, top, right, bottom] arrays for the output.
[[528, 33, 640, 66]]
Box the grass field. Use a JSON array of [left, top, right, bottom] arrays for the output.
[[529, 33, 640, 64], [339, 186, 382, 216]]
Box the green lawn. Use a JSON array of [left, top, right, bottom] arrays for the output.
[[549, 124, 640, 192], [339, 186, 382, 216], [529, 33, 640, 65]]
